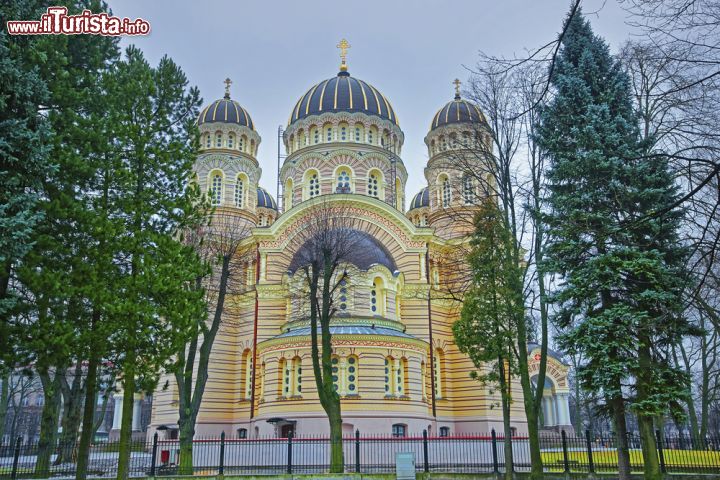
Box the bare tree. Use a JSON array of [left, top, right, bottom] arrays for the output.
[[433, 61, 551, 478], [172, 209, 255, 475], [285, 199, 372, 473]]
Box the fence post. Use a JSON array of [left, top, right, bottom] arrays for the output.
[[491, 428, 499, 473], [286, 432, 293, 474], [561, 429, 570, 473], [219, 431, 225, 476], [11, 436, 21, 480], [355, 429, 360, 473], [656, 429, 667, 473], [585, 429, 595, 474], [422, 429, 429, 473], [150, 432, 158, 477]]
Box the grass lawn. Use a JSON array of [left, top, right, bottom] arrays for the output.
[[541, 448, 720, 472]]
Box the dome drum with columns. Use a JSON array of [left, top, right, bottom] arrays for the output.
[[146, 43, 570, 440]]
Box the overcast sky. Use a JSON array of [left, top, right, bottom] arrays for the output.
[[110, 0, 634, 199]]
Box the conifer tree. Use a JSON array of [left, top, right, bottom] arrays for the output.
[[454, 200, 524, 480], [101, 46, 206, 480], [0, 0, 52, 363], [537, 9, 693, 480]]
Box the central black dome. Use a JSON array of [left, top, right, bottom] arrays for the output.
[[289, 71, 398, 126]]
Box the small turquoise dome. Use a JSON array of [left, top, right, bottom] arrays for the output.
[[408, 187, 429, 211], [256, 187, 277, 210]]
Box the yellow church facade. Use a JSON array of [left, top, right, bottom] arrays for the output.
[[145, 43, 571, 440]]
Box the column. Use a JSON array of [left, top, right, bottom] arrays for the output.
[[111, 393, 123, 430], [557, 393, 571, 426], [339, 358, 347, 396], [131, 394, 143, 431]]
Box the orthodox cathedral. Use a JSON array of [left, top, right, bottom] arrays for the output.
[[142, 41, 571, 439]]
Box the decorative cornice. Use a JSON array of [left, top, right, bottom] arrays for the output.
[[258, 334, 428, 354]]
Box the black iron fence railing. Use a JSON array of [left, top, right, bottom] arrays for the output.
[[1, 429, 719, 478]]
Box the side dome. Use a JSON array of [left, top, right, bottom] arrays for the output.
[[198, 90, 254, 130], [408, 187, 429, 211], [289, 71, 398, 126], [256, 187, 277, 210], [430, 91, 485, 132]]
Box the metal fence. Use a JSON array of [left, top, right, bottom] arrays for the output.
[[1, 429, 720, 478]]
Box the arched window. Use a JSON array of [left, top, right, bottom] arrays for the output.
[[280, 358, 290, 397], [371, 277, 385, 315], [258, 214, 265, 226], [440, 176, 451, 208], [228, 132, 235, 149], [235, 175, 245, 207], [346, 356, 358, 394], [440, 427, 450, 437], [441, 136, 447, 151], [463, 175, 474, 205], [250, 139, 255, 155], [325, 124, 333, 142], [292, 356, 302, 396], [392, 424, 407, 437], [242, 349, 252, 399], [396, 358, 407, 395], [215, 132, 223, 148], [259, 362, 265, 399], [210, 171, 223, 206], [336, 168, 351, 193], [284, 178, 293, 211], [338, 278, 349, 312], [430, 139, 435, 155], [368, 127, 376, 144], [205, 133, 212, 148], [367, 170, 380, 198], [354, 124, 363, 142], [421, 362, 427, 399], [339, 123, 348, 141], [332, 356, 340, 392], [239, 135, 246, 152], [434, 349, 443, 399], [384, 356, 394, 395], [306, 170, 320, 199], [238, 428, 248, 439], [421, 214, 427, 227], [312, 126, 319, 144]]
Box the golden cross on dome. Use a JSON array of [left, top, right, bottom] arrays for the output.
[[453, 78, 462, 98], [224, 78, 232, 98], [337, 38, 351, 72]]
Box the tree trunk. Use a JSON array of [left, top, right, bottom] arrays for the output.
[[328, 403, 344, 473], [609, 395, 631, 480], [0, 371, 8, 442], [76, 336, 100, 480], [637, 338, 661, 480], [178, 412, 195, 475], [55, 363, 85, 465], [116, 366, 135, 480], [638, 415, 660, 480], [498, 358, 514, 480], [515, 308, 543, 478], [35, 371, 61, 477]]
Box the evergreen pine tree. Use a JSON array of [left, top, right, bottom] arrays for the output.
[[101, 46, 206, 480], [0, 0, 52, 363], [537, 10, 693, 480], [454, 200, 524, 480]]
